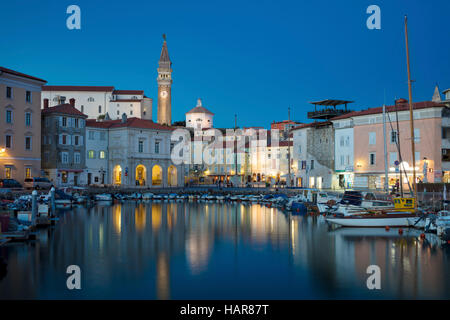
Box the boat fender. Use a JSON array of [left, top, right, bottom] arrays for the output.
[[398, 228, 403, 235], [385, 226, 390, 231], [420, 233, 426, 240]]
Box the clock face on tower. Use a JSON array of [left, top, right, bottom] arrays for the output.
[[160, 90, 168, 98]]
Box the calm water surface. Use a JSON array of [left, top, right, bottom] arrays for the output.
[[0, 201, 449, 299]]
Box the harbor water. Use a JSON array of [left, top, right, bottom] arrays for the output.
[[0, 201, 449, 299]]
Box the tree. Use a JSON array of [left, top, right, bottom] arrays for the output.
[[172, 120, 186, 127]]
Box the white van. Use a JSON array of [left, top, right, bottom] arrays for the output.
[[24, 177, 53, 190]]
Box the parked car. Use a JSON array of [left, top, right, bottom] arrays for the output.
[[0, 179, 23, 190], [23, 177, 52, 190]]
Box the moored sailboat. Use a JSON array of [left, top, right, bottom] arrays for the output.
[[327, 16, 421, 228]]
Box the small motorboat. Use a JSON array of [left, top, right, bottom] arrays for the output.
[[168, 193, 177, 200], [142, 193, 154, 200], [248, 195, 261, 202], [420, 210, 450, 241], [291, 202, 307, 214], [95, 193, 113, 201], [130, 193, 142, 200], [52, 189, 74, 208], [75, 195, 88, 204], [229, 195, 240, 201]]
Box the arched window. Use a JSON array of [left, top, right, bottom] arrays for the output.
[[152, 165, 162, 186]]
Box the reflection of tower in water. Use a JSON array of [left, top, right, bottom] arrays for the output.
[[151, 202, 187, 299], [156, 252, 170, 299], [134, 203, 146, 232], [185, 202, 214, 274], [113, 204, 122, 234]]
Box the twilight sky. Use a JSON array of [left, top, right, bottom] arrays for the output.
[[1, 0, 449, 128]]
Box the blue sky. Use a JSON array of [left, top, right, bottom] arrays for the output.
[[1, 0, 449, 128]]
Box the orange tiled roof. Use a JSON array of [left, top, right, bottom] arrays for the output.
[[113, 90, 144, 95], [86, 117, 175, 131], [330, 100, 446, 121], [0, 66, 46, 83], [42, 104, 87, 117], [42, 85, 115, 92]]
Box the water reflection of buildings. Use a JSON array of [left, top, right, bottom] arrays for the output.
[[1, 202, 448, 299], [288, 215, 450, 298], [340, 229, 449, 299]]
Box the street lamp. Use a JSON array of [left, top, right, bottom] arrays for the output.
[[100, 167, 106, 184], [422, 157, 428, 183]]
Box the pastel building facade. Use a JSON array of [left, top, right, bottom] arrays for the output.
[[41, 86, 152, 121], [41, 99, 88, 186], [249, 130, 293, 184], [0, 67, 46, 182], [291, 122, 335, 189], [85, 121, 109, 185], [87, 115, 184, 187], [332, 99, 449, 190], [332, 118, 354, 189]]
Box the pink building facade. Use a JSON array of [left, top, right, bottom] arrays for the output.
[[332, 99, 449, 190]]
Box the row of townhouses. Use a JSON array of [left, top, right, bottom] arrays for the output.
[[1, 33, 450, 190], [0, 37, 185, 188], [292, 93, 450, 190]]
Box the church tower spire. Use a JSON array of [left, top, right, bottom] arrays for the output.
[[157, 34, 172, 125], [432, 84, 442, 102]]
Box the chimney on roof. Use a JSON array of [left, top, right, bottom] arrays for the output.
[[43, 98, 49, 109], [121, 112, 127, 124], [69, 98, 75, 107], [395, 98, 408, 105], [197, 98, 202, 107]]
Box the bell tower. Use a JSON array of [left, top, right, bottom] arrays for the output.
[[157, 34, 172, 125]]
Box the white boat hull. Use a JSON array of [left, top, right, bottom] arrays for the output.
[[326, 215, 418, 227]]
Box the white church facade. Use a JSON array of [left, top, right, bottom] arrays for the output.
[[41, 86, 153, 120]]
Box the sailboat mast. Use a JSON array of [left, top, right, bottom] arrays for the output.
[[395, 104, 404, 197], [288, 107, 291, 187], [382, 104, 389, 193], [404, 15, 418, 202]]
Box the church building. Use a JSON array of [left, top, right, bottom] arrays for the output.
[[185, 98, 214, 129]]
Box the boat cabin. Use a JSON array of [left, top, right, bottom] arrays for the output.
[[393, 197, 415, 210]]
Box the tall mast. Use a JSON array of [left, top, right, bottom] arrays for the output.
[[382, 104, 389, 193], [395, 104, 404, 197], [287, 107, 292, 187], [404, 15, 418, 202], [234, 114, 237, 178]]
